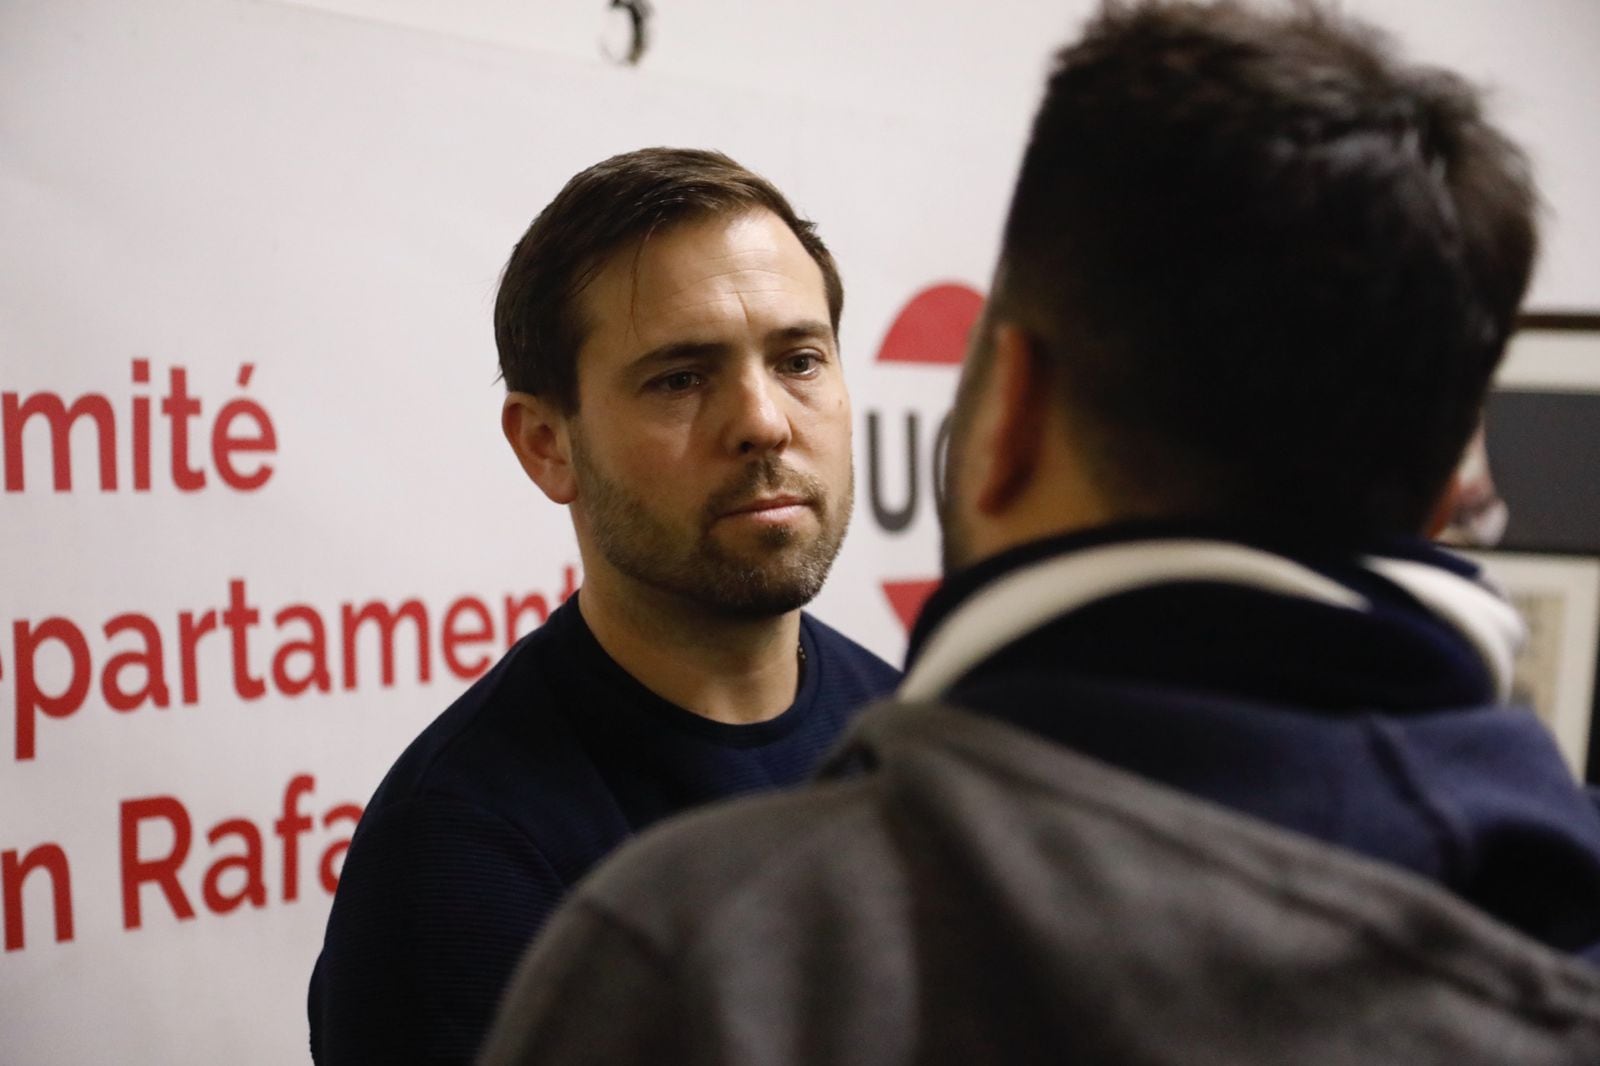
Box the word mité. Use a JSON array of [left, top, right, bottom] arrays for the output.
[[2, 359, 276, 493]]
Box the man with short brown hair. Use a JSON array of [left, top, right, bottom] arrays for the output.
[[308, 148, 897, 1065]]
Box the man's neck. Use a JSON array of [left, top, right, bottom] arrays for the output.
[[576, 568, 803, 726]]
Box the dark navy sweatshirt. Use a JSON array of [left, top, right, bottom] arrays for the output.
[[308, 594, 899, 1064]]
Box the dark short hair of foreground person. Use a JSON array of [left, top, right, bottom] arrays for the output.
[[480, 4, 1600, 1065], [306, 147, 898, 1064]]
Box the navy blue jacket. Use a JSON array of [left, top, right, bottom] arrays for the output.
[[308, 595, 899, 1064], [904, 525, 1600, 962]]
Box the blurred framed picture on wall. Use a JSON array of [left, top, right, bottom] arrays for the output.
[[1462, 551, 1600, 779], [1442, 311, 1600, 781]]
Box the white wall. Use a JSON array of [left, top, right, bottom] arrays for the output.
[[284, 0, 1600, 308], [0, 2, 1594, 1064]]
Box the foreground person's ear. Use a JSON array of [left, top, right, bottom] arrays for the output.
[[974, 324, 1050, 516]]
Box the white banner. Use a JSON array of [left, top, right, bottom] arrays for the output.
[[0, 2, 992, 1063]]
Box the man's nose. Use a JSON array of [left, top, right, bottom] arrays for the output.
[[722, 365, 792, 457]]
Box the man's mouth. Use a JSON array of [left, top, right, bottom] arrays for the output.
[[724, 495, 808, 517], [718, 495, 815, 526], [705, 460, 827, 529]]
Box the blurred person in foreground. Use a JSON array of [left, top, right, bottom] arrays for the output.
[[308, 148, 899, 1064], [481, 5, 1600, 1064]]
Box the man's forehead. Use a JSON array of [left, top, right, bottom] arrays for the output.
[[578, 209, 829, 346]]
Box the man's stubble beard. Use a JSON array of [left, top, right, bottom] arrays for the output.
[[571, 432, 853, 619]]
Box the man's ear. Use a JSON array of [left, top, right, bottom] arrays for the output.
[[502, 392, 578, 505], [1423, 472, 1462, 540], [973, 324, 1050, 515]]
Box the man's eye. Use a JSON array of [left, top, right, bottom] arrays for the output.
[[782, 352, 822, 375], [652, 370, 702, 392]]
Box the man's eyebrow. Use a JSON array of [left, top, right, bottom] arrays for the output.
[[768, 321, 834, 345], [627, 340, 732, 371], [627, 323, 834, 371]]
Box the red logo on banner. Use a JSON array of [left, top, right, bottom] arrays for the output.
[[870, 283, 979, 634], [880, 578, 940, 634], [874, 283, 984, 365]]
